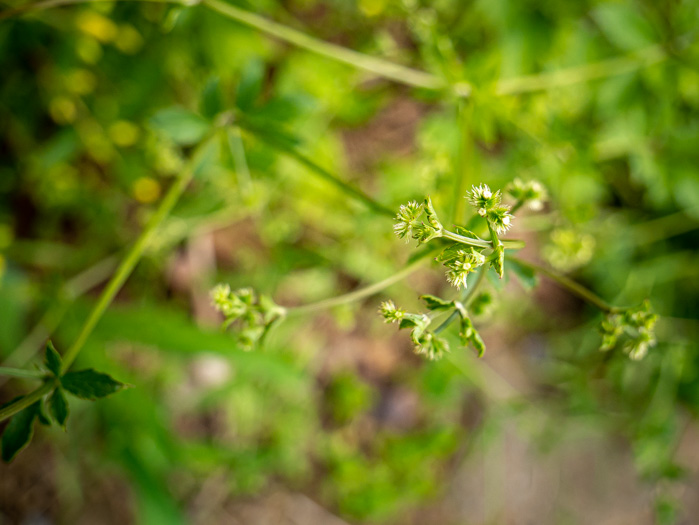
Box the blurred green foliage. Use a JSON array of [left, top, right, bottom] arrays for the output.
[[0, 0, 698, 523]]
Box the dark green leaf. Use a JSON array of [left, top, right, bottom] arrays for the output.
[[48, 388, 69, 430], [150, 107, 211, 146], [45, 340, 62, 377], [420, 294, 453, 311], [200, 77, 224, 120], [2, 402, 40, 462], [61, 369, 127, 400]]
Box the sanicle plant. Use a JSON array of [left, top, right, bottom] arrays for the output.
[[210, 179, 657, 364], [0, 0, 668, 473]]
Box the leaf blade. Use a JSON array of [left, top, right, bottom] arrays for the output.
[[61, 369, 127, 400]]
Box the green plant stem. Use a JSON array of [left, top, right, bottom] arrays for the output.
[[495, 44, 666, 95], [0, 367, 45, 379], [510, 199, 525, 215], [509, 256, 617, 314], [0, 1, 670, 99], [287, 257, 428, 316], [434, 268, 487, 334], [236, 123, 395, 217], [0, 380, 55, 423], [441, 229, 524, 250], [202, 0, 447, 92], [1, 256, 118, 374], [60, 166, 195, 373]]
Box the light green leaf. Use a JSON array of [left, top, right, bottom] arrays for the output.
[[150, 107, 211, 146], [420, 294, 454, 311]]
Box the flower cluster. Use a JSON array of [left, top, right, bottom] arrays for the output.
[[379, 300, 449, 360], [466, 184, 514, 235], [393, 197, 443, 244], [436, 243, 486, 289], [599, 300, 658, 360], [211, 284, 286, 350], [505, 178, 548, 211], [379, 294, 487, 360]]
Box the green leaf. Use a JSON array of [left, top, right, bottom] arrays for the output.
[[453, 226, 481, 239], [509, 259, 538, 289], [593, 4, 656, 51], [420, 294, 453, 311], [48, 388, 69, 430], [150, 107, 211, 146], [1, 401, 40, 462], [45, 340, 62, 377], [61, 369, 127, 400], [200, 77, 224, 121], [235, 59, 264, 111]]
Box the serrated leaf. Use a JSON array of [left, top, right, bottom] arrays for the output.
[[200, 77, 224, 121], [61, 369, 127, 400], [509, 259, 538, 290], [150, 107, 211, 146], [453, 226, 481, 239], [2, 402, 40, 462], [420, 294, 454, 311], [436, 243, 464, 263], [48, 388, 69, 430], [45, 340, 62, 377], [399, 313, 428, 330]]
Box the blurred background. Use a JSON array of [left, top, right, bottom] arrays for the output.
[[1, 0, 698, 523]]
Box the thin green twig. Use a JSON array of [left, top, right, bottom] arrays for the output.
[[60, 165, 195, 372], [0, 367, 45, 379], [237, 122, 395, 217], [434, 267, 487, 334], [287, 256, 429, 316], [509, 256, 617, 314], [0, 380, 55, 422]]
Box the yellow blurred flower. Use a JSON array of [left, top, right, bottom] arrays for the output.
[[49, 96, 77, 124], [132, 177, 161, 203], [109, 120, 140, 147], [76, 11, 118, 43], [115, 25, 144, 54], [65, 68, 97, 95]]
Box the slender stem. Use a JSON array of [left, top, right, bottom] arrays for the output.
[[441, 229, 525, 250], [237, 122, 395, 217], [287, 257, 428, 316], [434, 268, 487, 334], [495, 44, 667, 96], [1, 256, 117, 372], [509, 256, 617, 314], [0, 381, 55, 422], [202, 0, 448, 92], [510, 199, 525, 215], [0, 367, 46, 379], [226, 127, 253, 198], [1, 0, 671, 100], [60, 165, 195, 373], [441, 230, 490, 248]]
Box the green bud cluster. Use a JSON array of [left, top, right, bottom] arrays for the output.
[[436, 240, 486, 289], [505, 178, 548, 211], [393, 197, 443, 244], [210, 284, 286, 350], [599, 300, 658, 360], [379, 300, 449, 360], [379, 294, 487, 360], [466, 184, 514, 234]]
